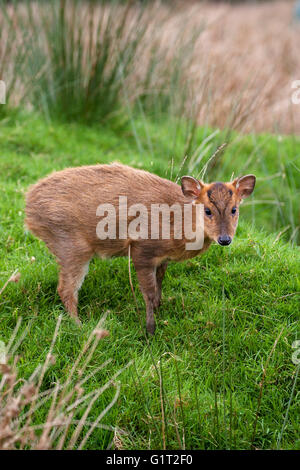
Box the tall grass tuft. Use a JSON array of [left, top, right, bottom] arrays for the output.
[[18, 0, 146, 125], [0, 0, 195, 128], [0, 0, 204, 129]]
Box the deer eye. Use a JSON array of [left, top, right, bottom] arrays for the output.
[[231, 207, 237, 214], [205, 208, 212, 216]]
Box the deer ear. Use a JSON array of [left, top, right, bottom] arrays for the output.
[[233, 174, 256, 198], [181, 176, 204, 201]]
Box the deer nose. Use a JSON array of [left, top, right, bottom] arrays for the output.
[[218, 235, 232, 246]]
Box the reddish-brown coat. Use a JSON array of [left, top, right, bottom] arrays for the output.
[[25, 163, 255, 333]]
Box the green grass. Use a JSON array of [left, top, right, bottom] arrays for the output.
[[0, 111, 299, 449]]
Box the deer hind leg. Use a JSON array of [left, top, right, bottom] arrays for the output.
[[54, 238, 93, 325], [133, 262, 158, 335], [154, 262, 168, 309], [57, 259, 90, 325]]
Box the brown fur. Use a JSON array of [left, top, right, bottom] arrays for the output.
[[25, 163, 255, 333]]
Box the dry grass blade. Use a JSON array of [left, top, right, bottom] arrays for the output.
[[0, 313, 129, 449], [0, 270, 20, 297], [251, 327, 285, 448], [197, 143, 227, 181], [78, 382, 121, 450]]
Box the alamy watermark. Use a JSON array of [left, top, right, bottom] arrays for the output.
[[0, 80, 6, 104], [95, 196, 204, 250]]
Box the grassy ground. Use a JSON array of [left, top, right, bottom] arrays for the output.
[[0, 112, 299, 449]]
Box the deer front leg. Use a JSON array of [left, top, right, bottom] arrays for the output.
[[134, 264, 158, 335]]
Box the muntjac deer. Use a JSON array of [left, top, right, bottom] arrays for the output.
[[25, 163, 255, 334]]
